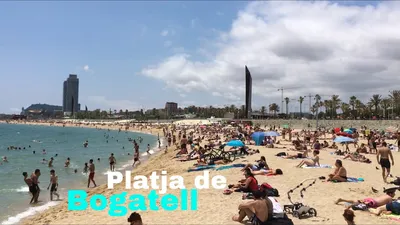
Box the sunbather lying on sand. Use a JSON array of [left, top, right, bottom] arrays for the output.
[[296, 150, 320, 168], [241, 156, 269, 171], [343, 153, 371, 163], [335, 190, 395, 210], [327, 159, 347, 182], [370, 199, 400, 216], [252, 169, 283, 176], [283, 149, 309, 159]]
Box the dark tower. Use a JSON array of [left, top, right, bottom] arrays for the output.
[[245, 66, 252, 119]]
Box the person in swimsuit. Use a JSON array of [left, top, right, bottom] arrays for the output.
[[229, 168, 259, 193], [132, 146, 140, 167], [241, 156, 269, 171], [252, 169, 283, 176], [83, 162, 88, 174], [65, 157, 70, 167], [48, 157, 54, 167], [109, 153, 116, 171], [23, 172, 35, 204], [377, 142, 394, 183], [30, 169, 41, 203], [87, 159, 97, 188], [47, 169, 60, 201], [296, 150, 320, 168], [232, 190, 270, 224], [336, 190, 395, 213], [327, 159, 347, 182]]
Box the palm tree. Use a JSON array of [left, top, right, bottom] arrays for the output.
[[389, 90, 400, 117], [299, 96, 305, 117], [349, 96, 357, 119], [340, 102, 350, 119], [330, 95, 341, 118], [284, 97, 290, 115], [261, 106, 266, 116], [269, 103, 279, 116], [381, 98, 391, 119], [369, 94, 382, 115]]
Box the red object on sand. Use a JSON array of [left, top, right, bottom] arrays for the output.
[[336, 132, 352, 137], [334, 127, 340, 133]]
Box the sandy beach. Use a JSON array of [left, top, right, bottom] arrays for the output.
[[3, 119, 400, 225]]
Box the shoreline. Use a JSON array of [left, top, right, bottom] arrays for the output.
[[0, 121, 165, 225]]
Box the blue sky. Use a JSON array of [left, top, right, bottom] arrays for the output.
[[1, 0, 394, 114], [0, 1, 245, 113]]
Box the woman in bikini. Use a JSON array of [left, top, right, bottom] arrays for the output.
[[296, 150, 320, 168], [241, 156, 269, 171], [328, 159, 347, 182]]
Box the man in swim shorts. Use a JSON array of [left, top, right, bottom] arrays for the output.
[[109, 153, 116, 171], [377, 142, 394, 183], [87, 159, 97, 188], [335, 190, 396, 209]]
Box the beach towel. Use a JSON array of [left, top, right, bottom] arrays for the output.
[[302, 164, 332, 168], [381, 214, 400, 222], [216, 163, 246, 171], [187, 165, 216, 172], [347, 177, 364, 182]]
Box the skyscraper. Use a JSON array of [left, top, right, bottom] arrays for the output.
[[62, 74, 80, 116], [245, 66, 252, 119]]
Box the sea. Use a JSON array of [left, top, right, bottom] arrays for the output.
[[0, 123, 159, 224]]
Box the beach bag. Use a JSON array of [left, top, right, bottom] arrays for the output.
[[266, 214, 294, 225], [392, 177, 400, 186], [260, 183, 280, 197]]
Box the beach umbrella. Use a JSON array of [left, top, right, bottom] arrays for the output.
[[344, 129, 353, 134], [349, 128, 356, 131], [333, 136, 355, 143], [334, 127, 341, 133], [226, 140, 245, 147], [251, 132, 265, 146], [265, 131, 280, 137]]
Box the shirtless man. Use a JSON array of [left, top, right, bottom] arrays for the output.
[[31, 169, 41, 203], [146, 144, 151, 155], [47, 169, 60, 201], [23, 172, 35, 204], [109, 153, 116, 171], [335, 189, 395, 210], [87, 159, 97, 188], [132, 144, 140, 167], [232, 190, 270, 224], [377, 142, 394, 183]]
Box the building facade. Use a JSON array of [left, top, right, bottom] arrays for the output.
[[245, 66, 252, 119], [165, 102, 178, 117], [62, 74, 80, 116]]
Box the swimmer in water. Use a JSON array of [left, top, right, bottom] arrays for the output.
[[65, 157, 70, 167], [83, 163, 88, 174], [48, 157, 54, 167], [33, 151, 35, 154], [2, 156, 8, 162], [41, 158, 48, 164], [83, 140, 88, 148], [74, 169, 78, 173], [42, 149, 46, 154]]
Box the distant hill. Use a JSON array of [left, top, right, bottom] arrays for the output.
[[25, 104, 62, 112]]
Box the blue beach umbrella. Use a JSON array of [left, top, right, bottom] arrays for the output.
[[251, 132, 265, 146], [226, 140, 245, 147], [333, 136, 355, 143], [264, 131, 280, 137]]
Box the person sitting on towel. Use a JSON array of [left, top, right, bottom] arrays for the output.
[[241, 156, 269, 171], [327, 159, 347, 182], [229, 168, 259, 193], [296, 150, 320, 168], [335, 189, 395, 209]]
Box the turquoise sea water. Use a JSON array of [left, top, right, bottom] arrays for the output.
[[0, 123, 158, 224]]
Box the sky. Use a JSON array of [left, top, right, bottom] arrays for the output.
[[1, 0, 399, 114]]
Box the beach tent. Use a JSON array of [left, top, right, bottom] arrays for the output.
[[251, 132, 265, 146]]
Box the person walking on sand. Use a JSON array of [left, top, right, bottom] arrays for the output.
[[87, 159, 97, 188], [133, 148, 140, 167], [109, 153, 116, 171], [377, 142, 394, 183], [31, 169, 41, 203], [23, 172, 35, 204], [47, 169, 60, 201]]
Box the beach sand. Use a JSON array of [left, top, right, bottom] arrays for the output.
[[3, 120, 399, 225]]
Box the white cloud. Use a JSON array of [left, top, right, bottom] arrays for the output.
[[87, 96, 140, 111], [164, 40, 172, 47], [160, 29, 169, 37], [141, 1, 400, 107], [191, 19, 197, 28], [82, 65, 94, 74]]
